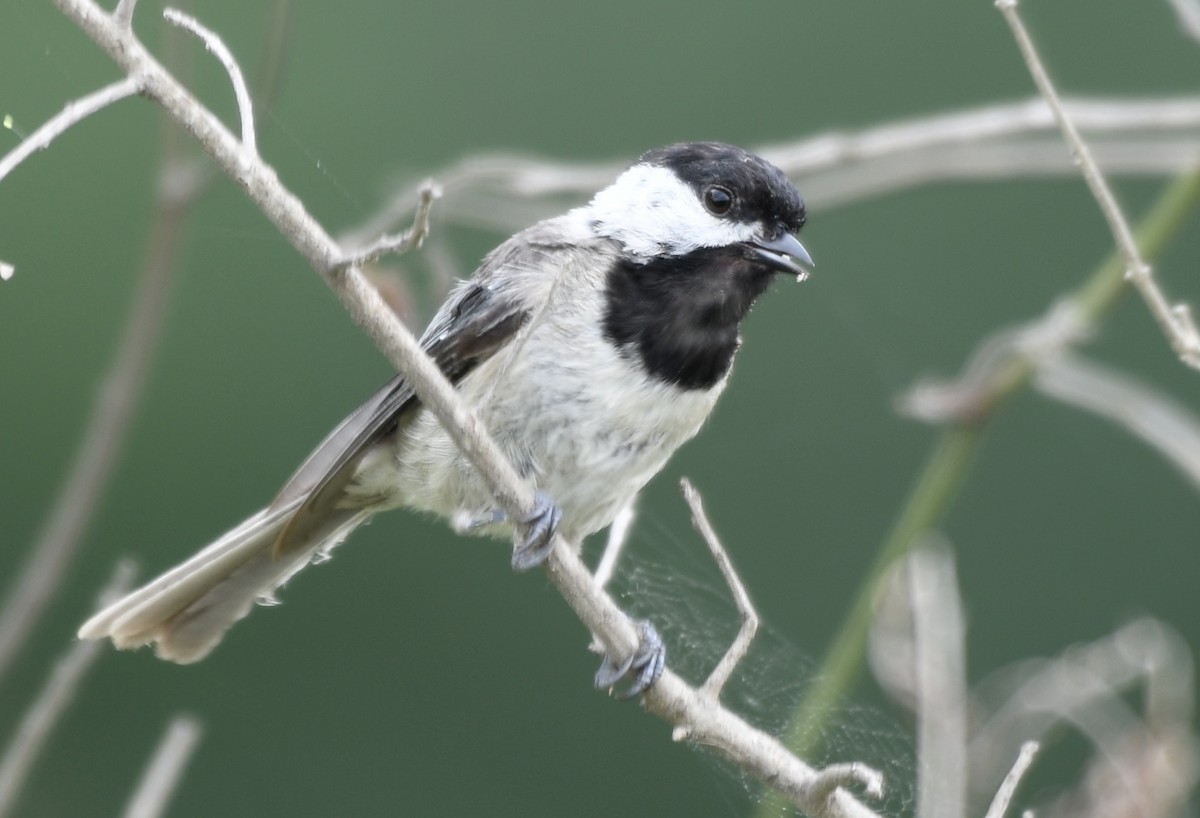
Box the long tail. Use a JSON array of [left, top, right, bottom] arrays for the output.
[[78, 501, 364, 663]]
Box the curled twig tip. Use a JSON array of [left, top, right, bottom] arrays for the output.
[[163, 7, 257, 154], [806, 762, 886, 805], [339, 180, 443, 269]]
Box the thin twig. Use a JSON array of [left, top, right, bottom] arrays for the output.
[[163, 8, 257, 154], [0, 76, 140, 184], [46, 2, 883, 814], [120, 716, 204, 818], [680, 478, 759, 702], [983, 742, 1040, 818], [339, 180, 442, 269], [113, 0, 138, 28], [592, 498, 636, 590], [997, 0, 1200, 369], [0, 562, 135, 818], [908, 544, 967, 818]]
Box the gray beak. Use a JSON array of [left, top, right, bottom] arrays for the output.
[[747, 232, 813, 279]]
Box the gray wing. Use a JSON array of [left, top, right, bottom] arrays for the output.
[[267, 229, 575, 556]]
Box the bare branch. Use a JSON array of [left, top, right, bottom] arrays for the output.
[[983, 742, 1039, 818], [680, 478, 759, 701], [0, 77, 140, 185], [0, 563, 135, 818], [908, 544, 967, 818], [162, 7, 257, 154], [592, 498, 636, 590], [339, 179, 442, 269], [339, 95, 1200, 243], [997, 0, 1200, 369], [120, 716, 203, 818], [763, 96, 1200, 177]]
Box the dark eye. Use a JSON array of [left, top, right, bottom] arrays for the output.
[[703, 185, 733, 215]]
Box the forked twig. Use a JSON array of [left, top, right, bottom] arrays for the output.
[[338, 180, 442, 269], [679, 478, 759, 703], [997, 0, 1200, 369]]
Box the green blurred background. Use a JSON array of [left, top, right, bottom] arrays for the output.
[[2, 1, 1199, 815]]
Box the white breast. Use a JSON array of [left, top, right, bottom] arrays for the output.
[[357, 225, 726, 545]]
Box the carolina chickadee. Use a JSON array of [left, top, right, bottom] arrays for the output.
[[79, 142, 811, 696]]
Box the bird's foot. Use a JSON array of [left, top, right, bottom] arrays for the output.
[[594, 621, 666, 700], [511, 491, 562, 572]]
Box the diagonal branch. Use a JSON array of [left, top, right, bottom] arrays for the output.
[[997, 0, 1200, 369]]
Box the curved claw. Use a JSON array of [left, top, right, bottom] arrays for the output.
[[594, 621, 666, 700], [511, 491, 562, 572]]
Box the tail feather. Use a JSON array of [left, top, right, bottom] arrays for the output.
[[79, 501, 364, 663]]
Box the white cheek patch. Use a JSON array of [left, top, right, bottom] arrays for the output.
[[582, 164, 762, 260]]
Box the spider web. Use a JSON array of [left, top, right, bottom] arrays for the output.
[[600, 512, 919, 818]]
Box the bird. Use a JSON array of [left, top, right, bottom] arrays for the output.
[[78, 141, 812, 698]]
